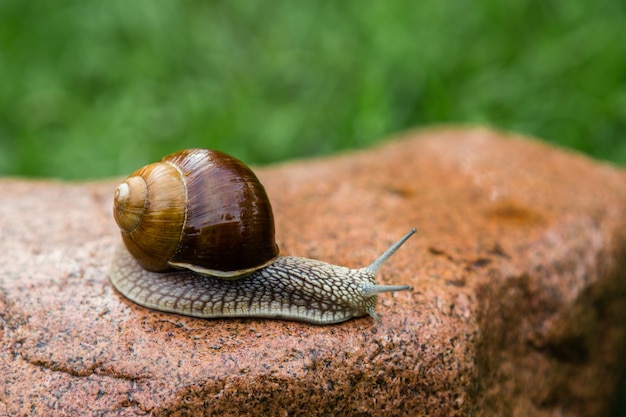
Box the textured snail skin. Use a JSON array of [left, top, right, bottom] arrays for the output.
[[109, 229, 415, 325]]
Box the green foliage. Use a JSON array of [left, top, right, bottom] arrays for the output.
[[0, 0, 625, 179]]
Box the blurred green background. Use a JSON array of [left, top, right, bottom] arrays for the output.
[[0, 0, 625, 180]]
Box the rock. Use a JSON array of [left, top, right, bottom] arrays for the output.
[[1, 127, 625, 416]]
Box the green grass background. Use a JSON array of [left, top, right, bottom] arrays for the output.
[[0, 0, 624, 180], [1, 0, 626, 413]]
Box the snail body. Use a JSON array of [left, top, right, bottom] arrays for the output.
[[110, 148, 414, 324]]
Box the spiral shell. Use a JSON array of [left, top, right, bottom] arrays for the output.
[[113, 148, 279, 278]]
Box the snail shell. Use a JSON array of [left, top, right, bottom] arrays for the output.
[[113, 149, 279, 278]]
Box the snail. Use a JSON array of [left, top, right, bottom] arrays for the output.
[[109, 148, 415, 325]]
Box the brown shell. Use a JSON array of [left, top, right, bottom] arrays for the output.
[[113, 149, 279, 278]]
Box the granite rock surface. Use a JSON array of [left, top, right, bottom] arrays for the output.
[[1, 127, 625, 416]]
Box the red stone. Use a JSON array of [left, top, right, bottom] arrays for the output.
[[1, 127, 625, 416]]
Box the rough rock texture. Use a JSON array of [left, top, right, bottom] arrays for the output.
[[1, 127, 626, 416]]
